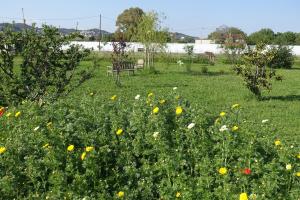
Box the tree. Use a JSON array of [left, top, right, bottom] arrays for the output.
[[247, 28, 275, 45], [134, 12, 168, 69], [208, 26, 247, 44], [116, 7, 144, 41], [183, 45, 194, 72], [295, 33, 300, 45], [274, 32, 296, 45]]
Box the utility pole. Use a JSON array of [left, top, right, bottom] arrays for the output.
[[76, 21, 79, 31], [22, 8, 26, 25], [98, 13, 102, 51]]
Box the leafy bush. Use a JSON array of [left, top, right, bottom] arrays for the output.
[[0, 92, 299, 199], [0, 25, 91, 106], [201, 66, 208, 74], [268, 45, 294, 69]]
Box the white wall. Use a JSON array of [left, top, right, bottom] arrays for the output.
[[63, 41, 300, 56]]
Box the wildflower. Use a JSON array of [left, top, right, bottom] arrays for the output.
[[67, 145, 75, 152], [220, 112, 226, 117], [274, 139, 281, 146], [219, 125, 228, 132], [148, 92, 154, 98], [85, 146, 94, 152], [176, 192, 181, 198], [33, 126, 40, 131], [15, 111, 21, 118], [0, 147, 6, 154], [286, 164, 292, 170], [89, 92, 94, 96], [297, 153, 300, 159], [116, 129, 123, 136], [153, 132, 159, 139], [153, 107, 159, 114], [242, 168, 252, 175], [218, 167, 227, 175], [231, 104, 240, 109], [135, 94, 140, 100], [159, 99, 166, 104], [111, 95, 117, 101], [240, 193, 248, 200], [117, 191, 124, 198], [296, 172, 300, 177], [176, 106, 183, 115], [0, 107, 5, 117], [6, 112, 12, 117], [173, 87, 178, 91], [232, 125, 239, 131], [262, 119, 269, 123], [187, 123, 195, 129], [81, 152, 87, 160], [42, 143, 50, 148]]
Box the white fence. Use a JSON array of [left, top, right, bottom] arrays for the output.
[[64, 41, 300, 56]]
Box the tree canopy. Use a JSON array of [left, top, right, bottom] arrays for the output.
[[208, 26, 247, 44]]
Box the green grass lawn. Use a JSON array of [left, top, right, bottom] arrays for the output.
[[66, 58, 300, 143]]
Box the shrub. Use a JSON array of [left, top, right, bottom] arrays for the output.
[[0, 25, 91, 105], [268, 45, 294, 69], [201, 66, 208, 74], [0, 92, 299, 199]]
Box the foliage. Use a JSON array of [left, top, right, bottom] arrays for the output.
[[268, 45, 295, 69], [234, 43, 280, 98], [274, 32, 297, 45], [200, 66, 208, 74], [222, 33, 246, 64], [208, 26, 247, 44], [184, 45, 194, 72], [0, 25, 91, 106], [116, 7, 145, 41], [0, 92, 299, 199]]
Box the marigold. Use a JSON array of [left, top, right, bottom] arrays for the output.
[[81, 152, 87, 160], [67, 145, 75, 152], [232, 125, 239, 131], [15, 111, 21, 118], [153, 107, 159, 114], [296, 172, 300, 177], [116, 129, 123, 136], [117, 191, 125, 198], [231, 104, 240, 109], [176, 192, 181, 198], [0, 147, 6, 154], [220, 112, 226, 117], [239, 193, 248, 200], [218, 167, 227, 175], [111, 95, 117, 101], [85, 146, 94, 152], [176, 106, 183, 115], [274, 139, 281, 146]]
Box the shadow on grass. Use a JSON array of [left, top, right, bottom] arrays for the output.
[[189, 71, 231, 76], [261, 95, 300, 101]]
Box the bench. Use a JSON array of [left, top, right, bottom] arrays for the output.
[[107, 61, 135, 76], [135, 59, 144, 70]]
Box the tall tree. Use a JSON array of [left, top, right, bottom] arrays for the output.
[[247, 28, 275, 45], [274, 31, 296, 45], [208, 26, 247, 44], [115, 7, 144, 41]]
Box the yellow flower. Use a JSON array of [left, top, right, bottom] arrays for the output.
[[232, 125, 239, 131], [176, 106, 183, 115], [67, 145, 75, 152], [89, 92, 94, 96], [218, 167, 228, 175], [6, 112, 12, 117], [148, 92, 154, 98], [297, 153, 300, 159], [231, 104, 240, 109], [42, 143, 50, 148], [15, 111, 21, 118], [85, 146, 94, 152], [153, 107, 159, 114], [240, 193, 248, 200], [286, 164, 292, 170], [117, 191, 125, 198], [81, 152, 87, 160], [111, 95, 117, 101], [296, 172, 300, 177], [220, 112, 226, 117], [159, 99, 166, 104], [274, 140, 281, 146], [0, 147, 7, 154], [176, 192, 181, 198], [116, 129, 123, 136]]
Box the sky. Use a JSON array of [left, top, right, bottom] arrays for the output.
[[1, 0, 300, 38]]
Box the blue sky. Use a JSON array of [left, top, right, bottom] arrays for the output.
[[1, 0, 299, 37]]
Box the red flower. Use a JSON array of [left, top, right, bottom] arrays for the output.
[[242, 168, 251, 175], [0, 107, 5, 117]]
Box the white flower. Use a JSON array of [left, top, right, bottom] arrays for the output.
[[173, 87, 178, 91], [262, 119, 269, 123], [187, 123, 195, 129], [135, 94, 140, 100], [219, 125, 228, 132], [177, 60, 184, 66], [286, 164, 292, 170], [33, 126, 40, 131], [153, 132, 159, 139]]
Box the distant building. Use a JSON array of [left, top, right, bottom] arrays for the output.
[[195, 39, 215, 44]]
